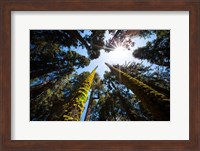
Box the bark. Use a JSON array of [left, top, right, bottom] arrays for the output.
[[62, 66, 98, 121], [105, 63, 170, 121], [144, 80, 170, 98], [84, 88, 94, 121]]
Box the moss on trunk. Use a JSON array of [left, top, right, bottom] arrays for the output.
[[105, 63, 170, 121], [62, 66, 98, 121]]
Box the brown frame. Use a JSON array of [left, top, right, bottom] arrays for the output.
[[0, 0, 200, 150]]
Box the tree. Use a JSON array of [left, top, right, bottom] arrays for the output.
[[113, 90, 139, 121], [133, 30, 170, 67], [86, 30, 106, 59], [114, 62, 170, 98], [30, 30, 170, 121], [62, 66, 98, 121], [30, 71, 93, 121], [30, 74, 72, 121], [104, 30, 136, 52], [104, 30, 156, 52], [98, 92, 117, 121], [84, 73, 103, 121], [30, 30, 106, 60], [105, 63, 170, 121], [30, 50, 90, 79], [102, 71, 152, 121], [30, 30, 85, 51]]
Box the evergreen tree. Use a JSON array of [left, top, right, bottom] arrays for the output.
[[103, 71, 152, 121], [30, 30, 170, 121], [86, 30, 106, 59], [84, 73, 103, 121], [30, 74, 71, 121], [133, 30, 170, 67], [114, 62, 170, 98], [31, 50, 90, 80], [62, 66, 98, 121], [105, 63, 170, 121]]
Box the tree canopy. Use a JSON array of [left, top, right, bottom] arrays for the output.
[[30, 30, 170, 121]]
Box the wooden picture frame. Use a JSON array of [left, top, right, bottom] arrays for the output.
[[0, 0, 199, 150]]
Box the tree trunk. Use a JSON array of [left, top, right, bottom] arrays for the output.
[[143, 80, 170, 98], [84, 88, 94, 121], [62, 66, 98, 121], [105, 63, 170, 121]]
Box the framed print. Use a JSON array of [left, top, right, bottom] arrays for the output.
[[0, 0, 200, 151]]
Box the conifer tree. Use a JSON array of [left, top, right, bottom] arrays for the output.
[[30, 74, 70, 120], [105, 63, 170, 121], [133, 30, 170, 67], [62, 66, 98, 121]]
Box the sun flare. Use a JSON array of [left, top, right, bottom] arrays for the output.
[[114, 46, 125, 52], [104, 45, 132, 65]]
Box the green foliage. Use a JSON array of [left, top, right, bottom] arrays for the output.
[[30, 30, 170, 121], [133, 30, 170, 67], [104, 30, 136, 52], [30, 75, 70, 121], [86, 30, 106, 59], [30, 48, 90, 80]]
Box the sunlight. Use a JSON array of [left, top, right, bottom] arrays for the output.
[[107, 46, 131, 64], [115, 46, 125, 52], [77, 45, 138, 79]]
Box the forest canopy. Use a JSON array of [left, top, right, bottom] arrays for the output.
[[30, 30, 170, 121]]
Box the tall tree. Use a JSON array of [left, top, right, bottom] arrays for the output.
[[133, 30, 170, 67], [47, 72, 91, 121], [85, 30, 106, 59], [30, 30, 170, 121], [104, 30, 155, 52], [114, 62, 170, 98], [84, 73, 103, 121], [30, 74, 71, 121], [30, 71, 92, 121], [30, 30, 106, 60], [98, 92, 117, 121], [30, 30, 84, 50], [105, 63, 170, 121], [103, 71, 152, 121], [62, 66, 98, 121], [30, 50, 90, 79]]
